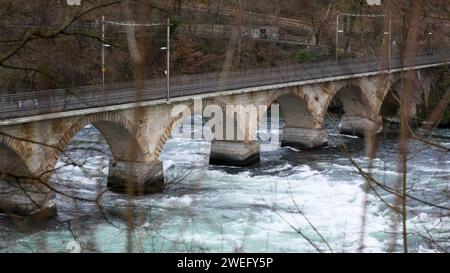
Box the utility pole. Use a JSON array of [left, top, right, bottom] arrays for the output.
[[388, 15, 392, 72], [101, 15, 105, 85], [428, 31, 433, 55], [166, 17, 170, 101], [383, 15, 392, 72], [160, 18, 171, 101], [335, 13, 346, 63], [336, 13, 388, 65], [336, 13, 339, 63], [100, 19, 168, 90]]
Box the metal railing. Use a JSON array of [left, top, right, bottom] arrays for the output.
[[1, 51, 449, 121]]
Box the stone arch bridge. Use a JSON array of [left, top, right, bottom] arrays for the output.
[[0, 53, 448, 218]]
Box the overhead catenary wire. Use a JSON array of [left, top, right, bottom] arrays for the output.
[[339, 13, 386, 17], [102, 20, 166, 27]]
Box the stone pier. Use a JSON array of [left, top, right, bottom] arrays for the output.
[[340, 115, 382, 137], [281, 127, 328, 150], [107, 160, 164, 195], [0, 176, 56, 220], [209, 140, 260, 167]]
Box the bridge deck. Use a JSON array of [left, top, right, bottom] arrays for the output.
[[0, 53, 449, 122]]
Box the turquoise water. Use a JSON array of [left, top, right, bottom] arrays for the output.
[[0, 117, 448, 253]]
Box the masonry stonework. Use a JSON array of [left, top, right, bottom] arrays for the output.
[[0, 70, 433, 218]]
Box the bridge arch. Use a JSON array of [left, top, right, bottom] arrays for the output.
[[154, 98, 228, 159], [259, 87, 328, 150], [0, 138, 31, 181], [264, 87, 316, 128], [0, 134, 29, 171], [47, 112, 148, 174], [323, 83, 372, 120], [378, 75, 422, 119], [318, 81, 385, 137], [0, 137, 54, 216]]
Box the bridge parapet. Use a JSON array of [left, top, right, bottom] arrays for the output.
[[1, 52, 448, 124]]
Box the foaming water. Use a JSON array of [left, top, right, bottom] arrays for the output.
[[0, 116, 448, 253]]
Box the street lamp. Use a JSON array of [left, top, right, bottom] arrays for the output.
[[335, 12, 391, 70], [335, 14, 347, 62], [102, 44, 111, 85], [388, 14, 392, 73], [383, 16, 392, 72], [102, 16, 106, 85], [100, 17, 170, 96], [336, 14, 340, 63], [101, 16, 113, 85], [160, 18, 171, 101], [428, 32, 433, 55]]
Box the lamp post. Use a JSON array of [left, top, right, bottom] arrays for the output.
[[160, 18, 171, 101], [102, 15, 105, 85], [335, 12, 391, 69], [336, 14, 344, 63], [101, 16, 112, 86], [428, 32, 433, 55], [100, 18, 170, 94], [388, 15, 392, 72], [336, 13, 339, 63], [383, 16, 392, 72]]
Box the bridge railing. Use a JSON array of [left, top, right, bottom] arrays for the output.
[[1, 51, 449, 121]]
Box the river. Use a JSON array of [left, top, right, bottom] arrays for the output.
[[0, 116, 449, 253]]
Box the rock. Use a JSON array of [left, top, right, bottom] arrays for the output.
[[281, 127, 328, 150], [340, 116, 382, 137], [209, 140, 260, 167], [107, 160, 165, 195]]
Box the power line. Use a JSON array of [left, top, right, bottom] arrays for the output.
[[339, 13, 386, 17], [102, 20, 165, 27]]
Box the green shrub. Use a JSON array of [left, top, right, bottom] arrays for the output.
[[295, 49, 326, 63]]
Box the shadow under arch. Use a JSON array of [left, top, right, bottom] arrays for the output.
[[53, 113, 147, 166], [50, 112, 163, 196], [264, 88, 316, 128], [261, 88, 326, 150], [158, 97, 263, 167], [329, 84, 371, 118], [325, 83, 380, 137], [379, 76, 422, 125], [0, 141, 54, 217], [154, 98, 230, 159]]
